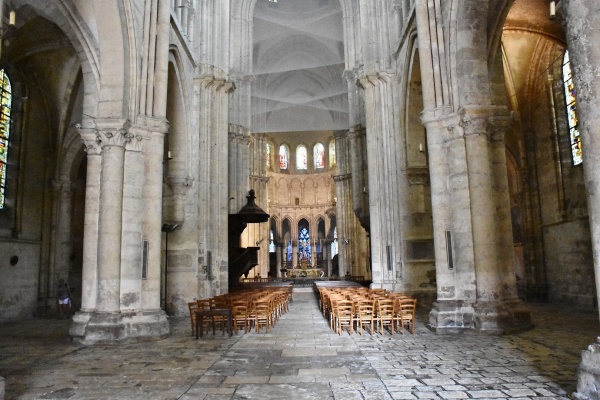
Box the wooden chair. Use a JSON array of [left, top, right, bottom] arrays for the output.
[[375, 298, 395, 335], [334, 299, 354, 335], [231, 300, 250, 334], [355, 299, 376, 335], [188, 301, 199, 336], [209, 296, 230, 335], [252, 300, 272, 333], [394, 297, 417, 334]]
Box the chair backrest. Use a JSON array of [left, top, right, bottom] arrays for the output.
[[356, 299, 375, 315], [377, 299, 395, 315], [397, 298, 417, 316]]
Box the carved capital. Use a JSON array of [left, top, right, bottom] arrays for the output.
[[201, 76, 236, 94], [127, 125, 153, 152], [76, 124, 101, 155], [96, 120, 131, 149]]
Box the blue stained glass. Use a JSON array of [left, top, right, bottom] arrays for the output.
[[298, 227, 311, 262]]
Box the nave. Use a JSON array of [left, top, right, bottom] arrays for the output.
[[0, 288, 597, 399]]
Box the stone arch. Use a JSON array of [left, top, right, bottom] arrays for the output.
[[9, 0, 101, 125]]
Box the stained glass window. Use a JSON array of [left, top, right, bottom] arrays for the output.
[[298, 226, 311, 262], [0, 69, 12, 209], [296, 145, 307, 170], [286, 240, 292, 262], [562, 50, 582, 166], [269, 230, 276, 252], [329, 140, 336, 167], [331, 227, 338, 256], [266, 142, 271, 169], [279, 144, 288, 170], [314, 143, 325, 169]]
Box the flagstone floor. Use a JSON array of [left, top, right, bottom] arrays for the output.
[[0, 288, 598, 400]]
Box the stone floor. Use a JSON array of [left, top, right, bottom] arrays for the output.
[[0, 288, 598, 400]]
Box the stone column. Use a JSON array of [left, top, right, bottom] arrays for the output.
[[276, 242, 282, 278], [292, 241, 298, 269], [49, 180, 75, 306], [141, 119, 169, 311], [75, 127, 101, 312], [357, 73, 403, 290], [562, 0, 600, 396], [95, 124, 129, 313], [460, 108, 499, 303], [120, 129, 144, 313]]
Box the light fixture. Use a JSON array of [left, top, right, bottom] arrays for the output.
[[549, 1, 557, 19]]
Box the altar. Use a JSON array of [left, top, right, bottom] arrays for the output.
[[287, 267, 325, 278]]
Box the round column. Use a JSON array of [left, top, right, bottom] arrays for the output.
[[96, 127, 128, 313]]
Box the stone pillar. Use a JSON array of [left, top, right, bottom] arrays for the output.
[[95, 124, 128, 313], [292, 241, 298, 269], [460, 108, 500, 302], [76, 127, 101, 312], [276, 242, 282, 278], [70, 121, 170, 344], [48, 179, 75, 309], [197, 76, 235, 294], [424, 109, 530, 334], [561, 0, 600, 397], [141, 120, 169, 311], [357, 73, 404, 290]]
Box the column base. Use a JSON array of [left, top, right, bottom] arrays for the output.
[[69, 310, 170, 345], [572, 340, 600, 400], [428, 298, 532, 334]]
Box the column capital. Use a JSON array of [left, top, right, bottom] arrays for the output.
[[93, 119, 132, 149], [356, 71, 395, 89], [458, 106, 511, 138], [200, 75, 236, 93], [76, 125, 102, 155]]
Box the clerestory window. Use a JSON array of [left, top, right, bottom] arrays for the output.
[[562, 50, 582, 166], [0, 69, 13, 209]]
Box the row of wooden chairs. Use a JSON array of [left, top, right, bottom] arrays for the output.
[[188, 287, 293, 336], [318, 287, 417, 335]]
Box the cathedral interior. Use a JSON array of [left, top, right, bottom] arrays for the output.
[[1, 0, 600, 397]]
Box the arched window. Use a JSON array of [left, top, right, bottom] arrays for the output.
[[563, 50, 582, 165], [298, 225, 311, 261], [331, 227, 338, 257], [329, 140, 336, 168], [266, 142, 272, 169], [296, 145, 307, 170], [0, 69, 13, 209], [279, 144, 289, 170], [314, 143, 325, 169], [269, 229, 276, 253]]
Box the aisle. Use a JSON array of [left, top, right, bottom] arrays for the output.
[[191, 288, 378, 400]]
